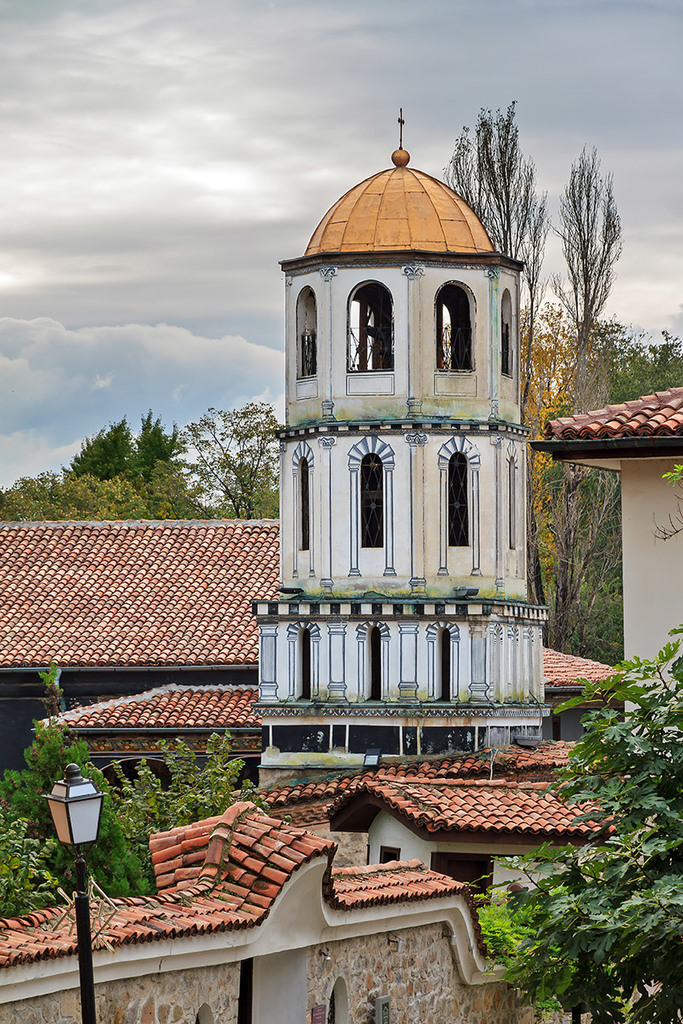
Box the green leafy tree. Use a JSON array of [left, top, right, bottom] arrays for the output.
[[505, 631, 683, 1023], [0, 471, 151, 521], [0, 809, 59, 918], [69, 418, 135, 480], [608, 329, 683, 406], [183, 401, 281, 518], [131, 411, 183, 485], [0, 723, 149, 904], [110, 734, 264, 886], [69, 411, 184, 485]]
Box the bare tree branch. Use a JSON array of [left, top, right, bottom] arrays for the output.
[[553, 147, 622, 412]]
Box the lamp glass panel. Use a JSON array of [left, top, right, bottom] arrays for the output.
[[68, 795, 104, 845], [47, 799, 73, 845]]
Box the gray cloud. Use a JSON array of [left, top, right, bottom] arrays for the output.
[[0, 0, 682, 484], [0, 317, 284, 486]]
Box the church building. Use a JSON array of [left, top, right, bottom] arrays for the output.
[[254, 143, 547, 780]]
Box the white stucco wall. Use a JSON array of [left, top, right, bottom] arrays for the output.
[[621, 458, 683, 660], [367, 812, 539, 888]]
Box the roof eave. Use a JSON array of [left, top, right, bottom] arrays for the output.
[[280, 249, 523, 274], [531, 435, 683, 468]]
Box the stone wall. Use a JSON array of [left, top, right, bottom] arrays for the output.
[[307, 922, 535, 1024], [0, 923, 574, 1023], [0, 961, 240, 1024]]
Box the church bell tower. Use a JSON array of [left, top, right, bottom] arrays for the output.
[[255, 143, 547, 780]]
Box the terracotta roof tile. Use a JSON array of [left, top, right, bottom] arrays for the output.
[[148, 802, 335, 892], [329, 778, 598, 840], [0, 520, 279, 669], [0, 804, 335, 968], [543, 648, 613, 689], [545, 386, 683, 441], [329, 859, 468, 908], [46, 685, 260, 730], [263, 742, 573, 820], [0, 804, 492, 969]]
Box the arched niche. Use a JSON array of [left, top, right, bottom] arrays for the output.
[[296, 286, 317, 379], [501, 288, 512, 377], [348, 281, 394, 371], [435, 282, 474, 371]]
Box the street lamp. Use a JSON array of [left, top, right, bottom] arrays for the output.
[[45, 764, 104, 1024]]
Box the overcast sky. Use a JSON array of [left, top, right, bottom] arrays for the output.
[[1, 0, 682, 487]]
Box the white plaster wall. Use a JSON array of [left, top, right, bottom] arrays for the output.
[[368, 814, 544, 889], [285, 260, 522, 428], [621, 458, 683, 660], [280, 429, 528, 600], [368, 813, 437, 864], [252, 949, 308, 1024], [263, 614, 544, 703]]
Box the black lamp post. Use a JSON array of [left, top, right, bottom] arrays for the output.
[[45, 764, 104, 1024]]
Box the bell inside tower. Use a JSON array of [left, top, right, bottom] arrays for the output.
[[436, 283, 472, 371], [348, 282, 394, 371]]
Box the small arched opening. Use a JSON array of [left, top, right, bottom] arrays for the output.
[[102, 757, 171, 790], [195, 1004, 214, 1024], [237, 958, 253, 1024], [508, 455, 516, 550], [360, 453, 384, 548], [440, 627, 451, 701], [448, 452, 469, 547], [300, 627, 312, 700], [299, 456, 310, 551], [369, 626, 382, 701], [327, 977, 349, 1024], [348, 282, 394, 371], [296, 286, 317, 378], [501, 289, 512, 377], [436, 283, 472, 371]]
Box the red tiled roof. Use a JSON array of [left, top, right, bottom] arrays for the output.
[[329, 777, 598, 840], [0, 805, 488, 969], [0, 803, 335, 968], [329, 860, 469, 909], [48, 653, 595, 733], [0, 520, 279, 669], [545, 386, 683, 441], [264, 743, 573, 818], [543, 648, 613, 689], [149, 804, 333, 891], [47, 685, 260, 730]]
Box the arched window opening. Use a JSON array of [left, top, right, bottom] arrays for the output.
[[448, 453, 469, 546], [328, 978, 349, 1024], [508, 457, 516, 550], [369, 626, 382, 700], [299, 457, 310, 551], [436, 284, 472, 371], [440, 628, 451, 701], [360, 453, 383, 548], [501, 289, 512, 377], [237, 958, 253, 1024], [296, 287, 317, 378], [300, 628, 311, 699], [196, 1007, 214, 1024], [348, 282, 393, 372]]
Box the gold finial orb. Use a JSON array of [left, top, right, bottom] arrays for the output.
[[391, 148, 410, 167]]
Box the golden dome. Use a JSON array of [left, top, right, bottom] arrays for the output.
[[305, 153, 493, 257]]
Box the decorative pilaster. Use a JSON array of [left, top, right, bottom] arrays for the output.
[[398, 621, 419, 701], [319, 266, 337, 422], [259, 624, 279, 701], [403, 263, 424, 417], [317, 435, 336, 590], [327, 620, 347, 700], [405, 432, 428, 592]]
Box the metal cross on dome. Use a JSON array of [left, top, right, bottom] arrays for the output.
[[398, 107, 405, 149]]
